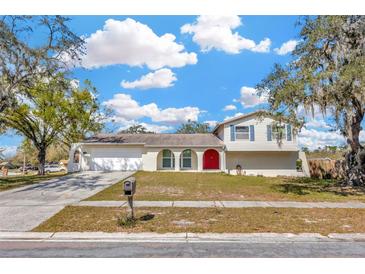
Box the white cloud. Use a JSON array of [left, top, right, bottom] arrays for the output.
[[103, 93, 201, 125], [181, 15, 271, 54], [223, 104, 237, 111], [116, 120, 173, 133], [70, 79, 80, 89], [82, 18, 197, 70], [274, 39, 298, 55], [204, 120, 218, 127], [234, 86, 267, 108], [224, 112, 243, 121], [140, 123, 173, 133], [298, 128, 347, 150], [305, 118, 332, 129], [0, 146, 17, 158], [121, 68, 177, 90], [251, 38, 272, 53], [298, 125, 365, 151]]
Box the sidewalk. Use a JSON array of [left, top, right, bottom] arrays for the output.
[[74, 200, 365, 209], [1, 231, 365, 242]]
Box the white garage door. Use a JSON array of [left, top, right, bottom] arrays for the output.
[[89, 147, 142, 171]]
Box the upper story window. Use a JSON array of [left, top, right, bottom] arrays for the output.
[[235, 126, 250, 140], [230, 124, 255, 141], [267, 123, 293, 142], [272, 124, 286, 140]]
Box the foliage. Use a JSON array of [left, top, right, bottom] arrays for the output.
[[59, 79, 104, 148], [0, 16, 84, 116], [0, 76, 103, 174], [119, 124, 154, 134], [176, 120, 211, 133], [10, 139, 69, 166], [256, 16, 365, 185], [117, 216, 137, 227]]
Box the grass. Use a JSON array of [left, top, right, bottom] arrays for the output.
[[0, 172, 66, 191], [306, 151, 344, 160], [33, 206, 365, 235], [86, 171, 365, 202]]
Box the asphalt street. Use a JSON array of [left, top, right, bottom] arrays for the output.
[[1, 240, 365, 257]]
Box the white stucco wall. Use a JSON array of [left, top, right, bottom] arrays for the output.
[[72, 144, 144, 171], [67, 140, 305, 177], [225, 151, 301, 177], [143, 147, 218, 171]]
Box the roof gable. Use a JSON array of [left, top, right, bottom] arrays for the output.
[[213, 110, 268, 132]]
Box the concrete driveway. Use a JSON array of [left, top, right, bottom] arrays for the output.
[[0, 171, 132, 231]]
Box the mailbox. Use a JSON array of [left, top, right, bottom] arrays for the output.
[[123, 177, 136, 196]]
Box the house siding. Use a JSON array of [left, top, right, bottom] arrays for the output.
[[223, 116, 298, 151], [68, 112, 309, 177], [225, 151, 301, 177]]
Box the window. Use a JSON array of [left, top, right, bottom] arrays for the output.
[[162, 149, 174, 169], [271, 124, 286, 141], [181, 149, 192, 169], [235, 126, 249, 140]]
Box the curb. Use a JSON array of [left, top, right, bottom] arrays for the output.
[[1, 232, 365, 242]]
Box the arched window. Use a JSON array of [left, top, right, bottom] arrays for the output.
[[73, 150, 80, 164], [180, 149, 192, 169], [162, 149, 175, 169]]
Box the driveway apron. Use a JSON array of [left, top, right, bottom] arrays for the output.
[[0, 171, 132, 231]]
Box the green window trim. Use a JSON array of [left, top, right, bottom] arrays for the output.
[[181, 149, 192, 169]]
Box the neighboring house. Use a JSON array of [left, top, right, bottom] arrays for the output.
[[68, 111, 309, 177]]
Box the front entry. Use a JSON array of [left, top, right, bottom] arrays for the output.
[[203, 149, 220, 169]]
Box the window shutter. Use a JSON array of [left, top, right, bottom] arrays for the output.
[[286, 124, 292, 141], [230, 125, 235, 141], [249, 125, 255, 141], [267, 125, 272, 141]]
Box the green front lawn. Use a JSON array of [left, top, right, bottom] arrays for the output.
[[0, 172, 67, 191], [86, 171, 365, 202], [33, 206, 365, 235]]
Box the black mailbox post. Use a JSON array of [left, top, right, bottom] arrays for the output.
[[123, 177, 136, 196], [123, 177, 136, 219]]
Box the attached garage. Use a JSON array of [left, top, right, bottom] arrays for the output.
[[87, 146, 143, 171]]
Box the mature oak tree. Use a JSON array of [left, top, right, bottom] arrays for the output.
[[256, 16, 365, 185], [0, 76, 103, 175], [0, 16, 84, 116]]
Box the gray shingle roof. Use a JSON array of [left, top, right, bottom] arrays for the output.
[[82, 133, 224, 147]]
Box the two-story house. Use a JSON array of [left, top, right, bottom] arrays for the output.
[[68, 111, 309, 177]]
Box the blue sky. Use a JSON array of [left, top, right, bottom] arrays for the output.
[[1, 15, 362, 157]]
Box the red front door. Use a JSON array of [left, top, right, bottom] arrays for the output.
[[203, 149, 220, 169]]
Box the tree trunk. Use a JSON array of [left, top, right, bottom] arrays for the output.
[[37, 147, 46, 176], [344, 111, 365, 186]]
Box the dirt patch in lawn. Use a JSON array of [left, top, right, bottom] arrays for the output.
[[33, 206, 365, 235]]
